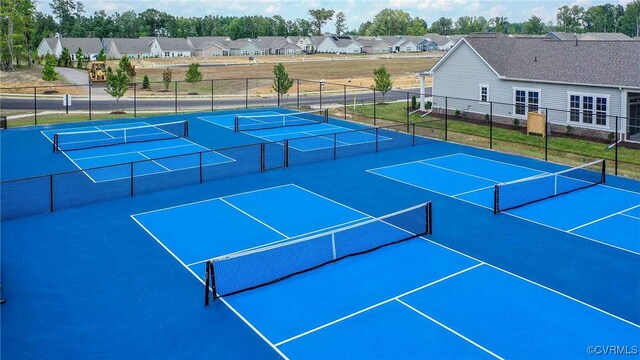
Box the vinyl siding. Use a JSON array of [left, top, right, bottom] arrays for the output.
[[432, 41, 622, 132]]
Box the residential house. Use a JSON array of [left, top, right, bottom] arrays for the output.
[[308, 36, 327, 52], [417, 39, 439, 51], [398, 36, 427, 52], [288, 36, 312, 52], [149, 37, 192, 58], [423, 33, 640, 140], [226, 39, 263, 56], [357, 38, 390, 53], [37, 37, 103, 60], [316, 36, 361, 54], [254, 36, 288, 55], [187, 36, 230, 53], [188, 37, 230, 57], [376, 36, 405, 52], [106, 38, 153, 59], [424, 33, 455, 51]]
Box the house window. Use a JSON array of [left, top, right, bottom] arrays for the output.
[[479, 85, 489, 103], [514, 89, 540, 116], [567, 93, 609, 126], [164, 51, 169, 57], [405, 46, 411, 51]]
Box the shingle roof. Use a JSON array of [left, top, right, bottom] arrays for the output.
[[154, 37, 191, 52], [547, 32, 632, 41], [462, 34, 640, 88], [255, 36, 288, 49], [401, 36, 428, 44], [333, 38, 360, 48], [43, 38, 58, 50], [377, 36, 403, 45], [309, 36, 326, 46], [110, 38, 153, 54], [188, 36, 230, 49], [423, 33, 452, 46], [58, 38, 103, 53], [358, 39, 388, 47]]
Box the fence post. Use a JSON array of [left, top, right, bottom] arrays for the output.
[[245, 78, 249, 109], [130, 162, 134, 197], [211, 79, 214, 112], [375, 127, 379, 152], [333, 133, 337, 160], [489, 101, 493, 149], [296, 79, 300, 109], [134, 82, 137, 117], [277, 77, 281, 106], [412, 122, 416, 146], [373, 89, 376, 126], [49, 174, 54, 212], [34, 87, 37, 125], [343, 85, 347, 120], [319, 81, 322, 109], [199, 151, 203, 183], [615, 116, 619, 175], [88, 84, 92, 120], [444, 97, 448, 141], [174, 81, 178, 114], [406, 92, 410, 129], [545, 109, 549, 161]]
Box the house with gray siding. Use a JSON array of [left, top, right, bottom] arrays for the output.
[[187, 36, 230, 53], [106, 38, 153, 59], [226, 39, 263, 56], [148, 37, 191, 57], [288, 36, 312, 51], [316, 36, 361, 54], [37, 37, 102, 60], [357, 38, 390, 53], [37, 38, 59, 58], [424, 33, 455, 51], [425, 33, 640, 140]]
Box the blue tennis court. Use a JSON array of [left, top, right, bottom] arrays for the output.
[[41, 121, 235, 182], [369, 153, 640, 254], [132, 183, 639, 359]]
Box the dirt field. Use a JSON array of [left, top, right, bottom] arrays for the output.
[[0, 67, 86, 95]]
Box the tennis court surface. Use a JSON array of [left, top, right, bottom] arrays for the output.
[[2, 109, 639, 359]]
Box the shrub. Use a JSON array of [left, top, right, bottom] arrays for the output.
[[411, 95, 417, 110], [607, 132, 615, 142], [426, 101, 432, 110], [512, 118, 521, 128], [454, 109, 461, 117], [566, 125, 573, 134], [484, 113, 490, 123], [142, 75, 150, 89]]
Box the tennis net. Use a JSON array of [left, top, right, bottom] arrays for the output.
[[234, 109, 328, 132], [493, 159, 605, 214], [205, 201, 432, 304], [53, 120, 189, 152]]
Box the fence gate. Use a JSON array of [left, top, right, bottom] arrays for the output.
[[261, 140, 288, 171]]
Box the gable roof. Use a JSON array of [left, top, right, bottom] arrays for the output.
[[58, 38, 103, 53], [434, 33, 640, 88], [377, 36, 404, 45], [255, 36, 288, 49], [109, 38, 153, 54], [423, 33, 452, 46], [42, 38, 58, 50], [357, 39, 388, 48], [309, 36, 326, 46], [153, 37, 191, 52], [188, 36, 230, 49]]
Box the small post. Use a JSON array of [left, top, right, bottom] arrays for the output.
[[444, 97, 448, 141], [130, 162, 134, 197], [283, 139, 289, 167], [343, 85, 347, 120], [412, 123, 416, 146], [296, 79, 300, 109], [88, 84, 92, 120], [406, 92, 410, 128], [211, 79, 214, 111], [245, 78, 249, 108], [65, 94, 69, 114], [489, 101, 493, 149], [49, 174, 54, 212], [34, 87, 37, 125], [493, 185, 499, 215], [174, 81, 178, 114], [199, 152, 203, 183], [373, 89, 376, 126], [277, 77, 281, 106], [204, 261, 211, 305], [375, 127, 379, 152], [133, 82, 137, 117], [260, 143, 265, 172], [319, 81, 322, 109], [545, 109, 549, 161]]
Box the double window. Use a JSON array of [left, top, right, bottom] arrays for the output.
[[514, 89, 540, 116], [479, 85, 489, 103], [568, 93, 608, 126]]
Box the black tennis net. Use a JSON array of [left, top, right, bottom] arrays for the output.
[[234, 109, 328, 132], [53, 120, 189, 152], [205, 201, 432, 304], [493, 159, 605, 214]]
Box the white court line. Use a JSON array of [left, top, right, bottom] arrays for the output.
[[129, 215, 289, 360], [453, 184, 497, 198], [274, 263, 484, 347], [288, 134, 395, 153], [289, 183, 372, 218], [72, 144, 197, 161], [568, 204, 640, 232], [131, 183, 295, 217], [416, 237, 640, 328], [620, 213, 640, 220], [367, 153, 463, 172], [457, 153, 550, 174], [219, 198, 290, 238], [39, 130, 98, 183], [396, 299, 503, 359], [138, 152, 171, 172], [418, 161, 501, 183], [366, 167, 640, 256]]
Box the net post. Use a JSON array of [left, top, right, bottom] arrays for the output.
[[199, 152, 203, 183], [49, 174, 54, 213], [333, 133, 337, 160], [260, 143, 265, 172], [375, 127, 379, 152], [130, 162, 134, 197], [233, 116, 239, 132], [204, 261, 211, 306], [284, 140, 289, 168], [53, 134, 58, 153], [493, 184, 499, 215], [324, 109, 328, 123], [426, 201, 432, 235], [615, 116, 619, 176], [412, 123, 416, 146], [601, 159, 606, 184], [489, 101, 493, 149], [184, 121, 189, 137]]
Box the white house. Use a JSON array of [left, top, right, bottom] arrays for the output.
[[226, 39, 263, 56], [316, 36, 361, 54], [288, 36, 312, 51], [106, 38, 153, 59], [424, 33, 456, 51], [37, 37, 102, 60], [149, 37, 191, 58], [187, 36, 230, 54], [398, 36, 427, 52], [422, 33, 640, 140]]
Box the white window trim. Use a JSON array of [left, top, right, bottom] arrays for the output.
[[479, 84, 489, 104], [565, 92, 611, 129], [512, 87, 542, 119]]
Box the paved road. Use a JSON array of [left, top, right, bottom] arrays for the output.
[[0, 87, 432, 112]]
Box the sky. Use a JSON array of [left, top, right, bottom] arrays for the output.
[[36, 0, 635, 30]]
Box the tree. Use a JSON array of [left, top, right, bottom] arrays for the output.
[[184, 62, 202, 94], [49, 0, 84, 36], [142, 75, 150, 89], [454, 16, 488, 34], [0, 0, 36, 71], [620, 1, 640, 37], [372, 65, 393, 100], [335, 11, 346, 35], [162, 68, 172, 91], [272, 63, 294, 95], [523, 15, 545, 35], [557, 5, 585, 32], [407, 17, 428, 35], [118, 56, 135, 77], [430, 17, 453, 34], [96, 48, 107, 62], [489, 17, 510, 33], [366, 9, 415, 35], [75, 48, 84, 68], [105, 68, 129, 112], [308, 8, 334, 35], [60, 47, 71, 67], [42, 53, 59, 91]]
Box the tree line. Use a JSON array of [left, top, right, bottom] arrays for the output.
[[1, 0, 639, 71]]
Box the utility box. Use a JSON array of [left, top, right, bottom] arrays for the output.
[[527, 112, 546, 137]]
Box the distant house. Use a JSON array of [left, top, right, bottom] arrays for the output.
[[288, 36, 312, 51], [398, 36, 428, 52], [424, 33, 640, 140], [106, 38, 153, 59], [357, 38, 389, 53], [226, 39, 263, 56], [37, 37, 102, 60], [376, 36, 405, 52], [149, 37, 191, 58], [417, 39, 439, 51], [187, 36, 231, 53], [424, 33, 455, 51], [316, 36, 361, 54], [308, 36, 327, 52], [546, 32, 633, 41], [254, 36, 288, 55], [187, 37, 230, 57]]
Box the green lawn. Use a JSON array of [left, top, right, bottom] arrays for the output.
[[348, 102, 640, 179]]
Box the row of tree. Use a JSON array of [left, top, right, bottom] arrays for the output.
[[1, 0, 639, 71]]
